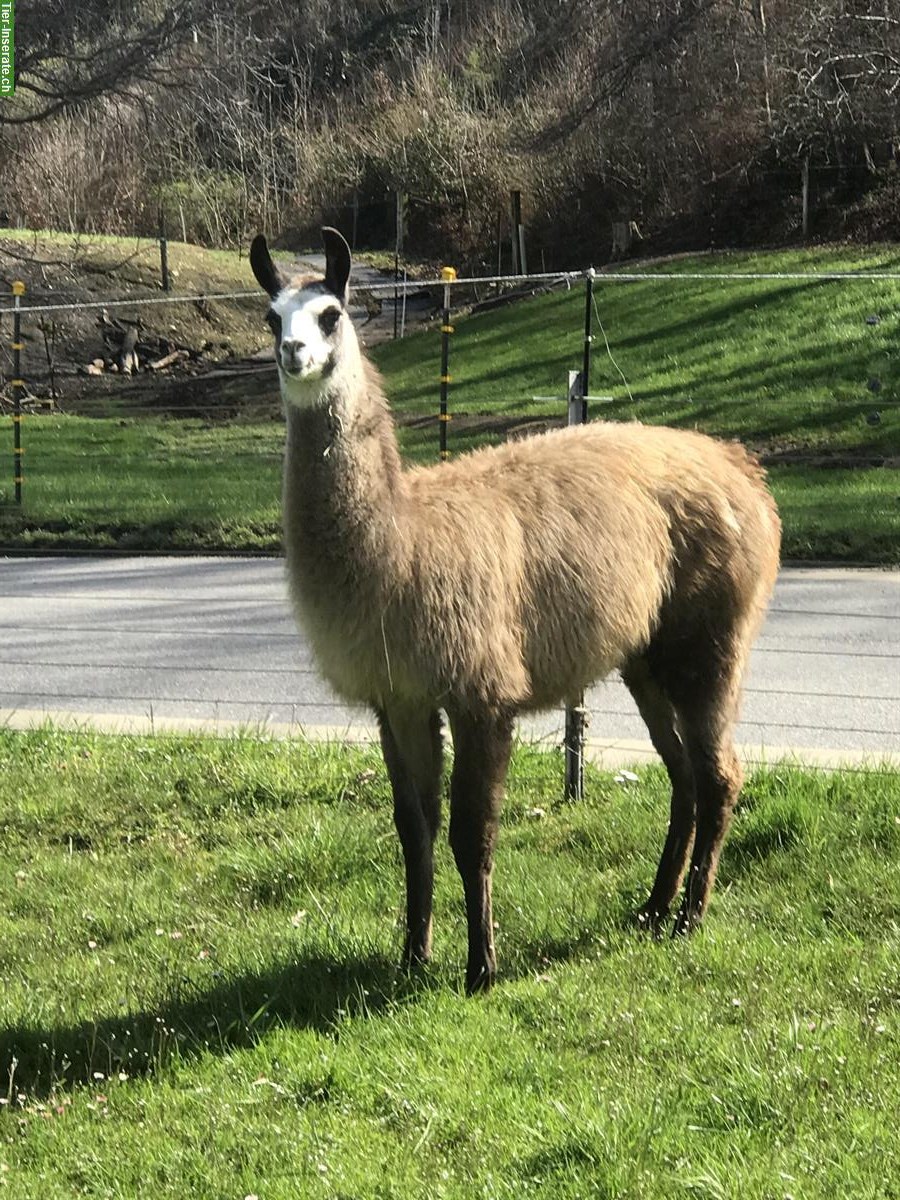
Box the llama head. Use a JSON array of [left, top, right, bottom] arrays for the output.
[[250, 227, 356, 407]]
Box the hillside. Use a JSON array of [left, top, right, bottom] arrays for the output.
[[0, 237, 897, 562], [4, 1, 899, 266]]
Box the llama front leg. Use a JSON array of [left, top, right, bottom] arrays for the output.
[[447, 708, 514, 994], [378, 706, 443, 968]]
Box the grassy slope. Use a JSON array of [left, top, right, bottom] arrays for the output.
[[380, 246, 900, 457], [1, 243, 899, 560], [1, 728, 898, 1197]]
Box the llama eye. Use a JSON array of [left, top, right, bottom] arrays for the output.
[[318, 308, 341, 336]]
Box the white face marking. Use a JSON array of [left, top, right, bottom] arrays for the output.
[[270, 286, 343, 394]]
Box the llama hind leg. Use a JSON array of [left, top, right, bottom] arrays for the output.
[[670, 654, 746, 936], [447, 707, 514, 995], [378, 705, 443, 968], [673, 731, 743, 936], [622, 659, 696, 934]]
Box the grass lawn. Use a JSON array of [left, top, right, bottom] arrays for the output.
[[1, 727, 898, 1197], [2, 416, 899, 561], [1, 244, 899, 561], [379, 246, 900, 457]]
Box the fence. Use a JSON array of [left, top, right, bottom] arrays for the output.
[[0, 258, 897, 781]]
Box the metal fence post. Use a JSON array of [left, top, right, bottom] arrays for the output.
[[439, 266, 456, 462], [582, 266, 595, 422], [11, 280, 25, 504], [564, 267, 596, 800], [564, 368, 586, 800]]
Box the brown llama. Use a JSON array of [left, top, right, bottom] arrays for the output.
[[250, 228, 782, 994]]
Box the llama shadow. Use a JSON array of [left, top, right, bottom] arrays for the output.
[[0, 948, 427, 1098], [4, 892, 682, 1098]]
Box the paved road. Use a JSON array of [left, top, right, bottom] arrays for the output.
[[0, 557, 897, 767]]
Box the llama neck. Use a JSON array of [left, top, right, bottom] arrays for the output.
[[281, 361, 406, 596]]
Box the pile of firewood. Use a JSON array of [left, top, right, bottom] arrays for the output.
[[80, 310, 208, 376]]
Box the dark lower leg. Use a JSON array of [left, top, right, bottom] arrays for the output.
[[448, 708, 513, 995], [638, 787, 696, 933], [378, 707, 443, 966], [623, 662, 696, 933], [673, 740, 742, 936]]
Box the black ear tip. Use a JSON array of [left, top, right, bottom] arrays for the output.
[[321, 226, 350, 253], [250, 234, 283, 297], [322, 227, 351, 298]]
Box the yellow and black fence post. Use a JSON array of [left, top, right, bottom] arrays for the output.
[[11, 280, 25, 504], [439, 266, 456, 462]]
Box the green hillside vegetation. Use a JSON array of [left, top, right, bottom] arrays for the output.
[[1, 245, 898, 562], [1, 727, 897, 1197]]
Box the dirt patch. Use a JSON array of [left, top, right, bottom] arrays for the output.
[[0, 232, 437, 413], [758, 449, 900, 469]]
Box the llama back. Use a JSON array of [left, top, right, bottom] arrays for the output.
[[397, 420, 780, 711]]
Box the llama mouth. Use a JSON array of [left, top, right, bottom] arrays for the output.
[[280, 362, 323, 381]]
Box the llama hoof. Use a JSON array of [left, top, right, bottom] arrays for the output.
[[400, 945, 432, 974], [633, 905, 669, 938], [672, 907, 702, 938], [465, 963, 495, 996]]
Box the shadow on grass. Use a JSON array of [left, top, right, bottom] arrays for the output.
[[1, 948, 430, 1097], [4, 908, 643, 1097]]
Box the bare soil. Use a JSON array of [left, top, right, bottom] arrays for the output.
[[0, 232, 436, 416]]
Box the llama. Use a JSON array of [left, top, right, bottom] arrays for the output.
[[250, 228, 781, 994]]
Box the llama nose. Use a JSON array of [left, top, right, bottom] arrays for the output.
[[281, 338, 304, 362]]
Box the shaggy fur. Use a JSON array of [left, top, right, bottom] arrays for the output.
[[251, 229, 782, 993]]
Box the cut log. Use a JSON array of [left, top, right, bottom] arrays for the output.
[[148, 349, 190, 371]]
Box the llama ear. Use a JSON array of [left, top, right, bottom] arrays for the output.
[[250, 234, 285, 298], [322, 227, 351, 303]]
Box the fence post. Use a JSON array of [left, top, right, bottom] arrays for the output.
[[393, 190, 405, 340], [11, 280, 25, 505], [564, 368, 586, 800], [564, 268, 595, 800], [510, 190, 522, 274], [439, 266, 456, 462], [158, 210, 171, 293], [801, 153, 810, 241], [582, 267, 595, 422]]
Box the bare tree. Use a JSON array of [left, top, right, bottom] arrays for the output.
[[1, 1, 205, 125]]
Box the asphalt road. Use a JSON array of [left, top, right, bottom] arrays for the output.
[[0, 556, 897, 767]]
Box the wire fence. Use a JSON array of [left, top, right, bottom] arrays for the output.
[[0, 250, 895, 804], [2, 258, 898, 438], [0, 255, 896, 554]]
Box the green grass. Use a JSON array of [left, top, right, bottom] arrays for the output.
[[3, 417, 898, 560], [2, 245, 899, 560], [0, 417, 284, 551], [1, 727, 898, 1197], [377, 246, 900, 455]]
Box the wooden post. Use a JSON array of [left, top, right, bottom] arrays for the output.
[[393, 190, 405, 340], [510, 190, 522, 274], [801, 154, 810, 240], [158, 210, 171, 293]]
